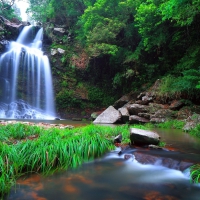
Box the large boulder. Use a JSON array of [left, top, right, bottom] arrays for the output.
[[130, 128, 160, 145], [93, 106, 121, 124]]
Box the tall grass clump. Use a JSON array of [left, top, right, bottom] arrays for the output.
[[190, 164, 200, 183], [157, 75, 180, 101], [0, 142, 23, 195]]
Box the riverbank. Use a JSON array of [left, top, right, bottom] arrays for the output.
[[0, 120, 200, 198]]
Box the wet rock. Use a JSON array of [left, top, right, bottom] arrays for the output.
[[169, 100, 184, 110], [118, 107, 130, 123], [51, 48, 57, 55], [129, 115, 150, 123], [134, 152, 193, 171], [53, 28, 65, 36], [57, 48, 65, 54], [138, 112, 151, 120], [177, 107, 192, 120], [130, 128, 160, 145], [148, 144, 162, 149], [183, 114, 200, 131], [135, 99, 149, 105], [150, 118, 167, 123], [124, 154, 134, 161], [127, 104, 148, 115], [151, 109, 177, 120], [113, 92, 137, 109], [142, 93, 153, 103], [114, 134, 122, 143], [148, 103, 169, 114], [93, 106, 121, 124]]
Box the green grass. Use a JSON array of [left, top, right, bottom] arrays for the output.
[[190, 164, 200, 183], [0, 123, 133, 197], [154, 119, 185, 129], [189, 124, 200, 138]]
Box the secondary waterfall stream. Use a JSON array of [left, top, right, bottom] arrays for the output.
[[0, 25, 56, 119]]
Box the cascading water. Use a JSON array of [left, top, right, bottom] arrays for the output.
[[0, 25, 56, 119]]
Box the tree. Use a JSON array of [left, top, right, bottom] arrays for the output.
[[0, 0, 15, 11]]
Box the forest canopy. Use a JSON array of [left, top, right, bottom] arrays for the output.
[[22, 0, 200, 103]]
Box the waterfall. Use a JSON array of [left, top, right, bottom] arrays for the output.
[[0, 25, 56, 119]]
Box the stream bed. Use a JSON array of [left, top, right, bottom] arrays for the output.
[[5, 127, 200, 200]]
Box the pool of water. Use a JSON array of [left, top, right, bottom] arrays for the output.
[[4, 126, 200, 200]]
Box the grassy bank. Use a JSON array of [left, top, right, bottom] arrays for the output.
[[0, 123, 133, 197]]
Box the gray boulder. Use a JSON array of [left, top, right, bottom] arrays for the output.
[[93, 106, 121, 124], [130, 128, 160, 145]]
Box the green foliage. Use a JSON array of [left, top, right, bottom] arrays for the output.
[[0, 2, 19, 20], [190, 164, 200, 184], [56, 90, 82, 109], [88, 85, 116, 106], [158, 141, 166, 147], [189, 124, 200, 138], [155, 120, 185, 129], [160, 0, 200, 26], [157, 71, 200, 100], [28, 0, 200, 109], [157, 75, 179, 99]]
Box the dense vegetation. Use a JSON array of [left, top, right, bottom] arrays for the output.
[[24, 0, 200, 110]]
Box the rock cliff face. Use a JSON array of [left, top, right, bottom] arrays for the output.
[[0, 16, 31, 53]]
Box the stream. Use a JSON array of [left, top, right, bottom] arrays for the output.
[[4, 125, 200, 200]]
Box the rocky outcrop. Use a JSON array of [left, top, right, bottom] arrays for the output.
[[93, 80, 200, 126], [0, 16, 32, 53], [183, 114, 200, 131], [130, 128, 160, 145]]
